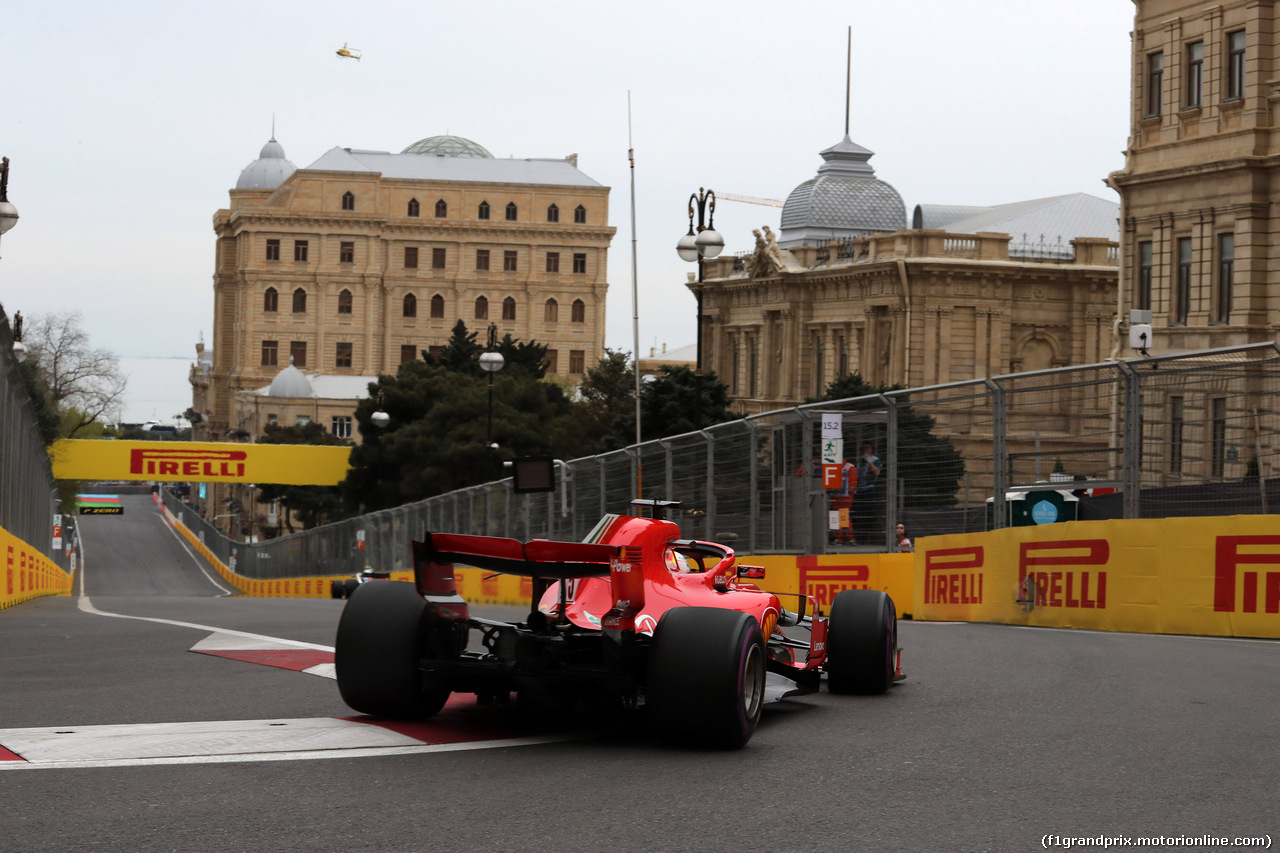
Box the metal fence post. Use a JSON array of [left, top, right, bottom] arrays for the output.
[[880, 393, 898, 548], [985, 378, 1008, 529], [1119, 361, 1142, 520]]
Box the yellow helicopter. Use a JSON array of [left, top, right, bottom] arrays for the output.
[[335, 43, 361, 61]]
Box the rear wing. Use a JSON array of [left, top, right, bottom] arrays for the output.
[[414, 533, 619, 580]]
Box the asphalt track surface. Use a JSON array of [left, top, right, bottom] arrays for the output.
[[0, 494, 1276, 852]]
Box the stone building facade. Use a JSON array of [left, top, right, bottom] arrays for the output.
[[1106, 0, 1280, 352], [697, 231, 1119, 414], [193, 134, 615, 444]]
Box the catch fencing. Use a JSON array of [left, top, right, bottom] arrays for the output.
[[167, 343, 1280, 582], [0, 307, 67, 568]]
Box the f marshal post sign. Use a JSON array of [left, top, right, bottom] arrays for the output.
[[50, 440, 353, 486]]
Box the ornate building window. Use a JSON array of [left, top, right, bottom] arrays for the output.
[[545, 349, 558, 374], [266, 239, 280, 261], [430, 294, 445, 318], [546, 252, 559, 273], [505, 202, 518, 221], [1226, 31, 1246, 100], [569, 350, 585, 373], [1146, 53, 1163, 116], [407, 198, 420, 217], [571, 299, 585, 323], [401, 345, 417, 364], [504, 250, 518, 272], [342, 191, 355, 211], [476, 249, 490, 271], [292, 288, 307, 313], [264, 287, 278, 313], [340, 241, 354, 264], [331, 416, 352, 438], [335, 342, 353, 368], [573, 253, 587, 274], [547, 204, 559, 222], [475, 296, 488, 320], [261, 339, 278, 367], [478, 201, 490, 220], [574, 205, 587, 223], [294, 240, 308, 262], [1185, 42, 1203, 108], [1176, 237, 1192, 324], [405, 246, 419, 269], [503, 297, 517, 321], [1217, 233, 1234, 323], [338, 289, 353, 315], [544, 298, 558, 322], [435, 199, 447, 218], [290, 341, 307, 367], [403, 293, 417, 318], [432, 247, 446, 269]]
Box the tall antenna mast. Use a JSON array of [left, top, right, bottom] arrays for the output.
[[628, 91, 643, 496], [845, 25, 852, 136]]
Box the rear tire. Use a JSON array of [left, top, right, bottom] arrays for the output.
[[826, 589, 896, 695], [330, 580, 344, 599], [335, 580, 450, 718], [343, 578, 359, 599], [647, 607, 766, 749]]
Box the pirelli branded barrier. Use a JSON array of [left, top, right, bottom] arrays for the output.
[[916, 515, 1280, 639], [50, 440, 353, 486], [1, 525, 73, 610]]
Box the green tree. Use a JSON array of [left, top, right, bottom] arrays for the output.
[[606, 364, 739, 450], [422, 319, 483, 375], [551, 348, 635, 454], [256, 421, 351, 532], [810, 373, 965, 507], [343, 358, 576, 512]]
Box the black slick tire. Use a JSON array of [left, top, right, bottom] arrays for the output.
[[647, 607, 766, 749], [825, 588, 896, 695], [335, 580, 450, 718]]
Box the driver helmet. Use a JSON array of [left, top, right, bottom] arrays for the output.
[[664, 549, 691, 573]]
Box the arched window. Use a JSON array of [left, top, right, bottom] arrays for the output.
[[571, 299, 585, 323], [435, 199, 447, 218], [403, 293, 417, 318], [338, 289, 353, 315], [478, 201, 490, 220], [475, 296, 488, 320], [505, 202, 518, 221], [544, 298, 558, 323], [574, 205, 587, 224], [407, 198, 420, 217], [547, 204, 559, 223], [342, 191, 355, 211], [430, 294, 445, 318], [292, 288, 307, 314], [502, 297, 517, 321], [263, 287, 278, 312]]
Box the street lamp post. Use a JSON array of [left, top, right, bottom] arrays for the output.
[[478, 323, 504, 449], [0, 157, 18, 260], [675, 188, 724, 427]]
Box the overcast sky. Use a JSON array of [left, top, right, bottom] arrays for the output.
[[0, 0, 1136, 423]]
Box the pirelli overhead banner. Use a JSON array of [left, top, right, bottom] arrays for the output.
[[50, 440, 353, 486], [916, 515, 1280, 639]]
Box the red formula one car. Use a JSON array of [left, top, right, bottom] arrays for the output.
[[335, 500, 899, 748]]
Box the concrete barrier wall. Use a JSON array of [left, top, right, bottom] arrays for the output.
[[915, 515, 1280, 639], [1, 525, 73, 610]]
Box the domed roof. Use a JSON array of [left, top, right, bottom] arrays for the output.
[[401, 135, 494, 158], [236, 136, 297, 190], [267, 359, 313, 398], [778, 135, 906, 248]]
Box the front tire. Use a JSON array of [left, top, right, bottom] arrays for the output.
[[330, 580, 345, 599], [647, 607, 766, 749], [826, 589, 896, 695], [335, 580, 450, 718]]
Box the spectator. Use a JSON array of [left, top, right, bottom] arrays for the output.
[[830, 455, 858, 544], [895, 522, 913, 553]]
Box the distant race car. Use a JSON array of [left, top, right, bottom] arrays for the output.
[[334, 499, 901, 749], [330, 568, 392, 600]]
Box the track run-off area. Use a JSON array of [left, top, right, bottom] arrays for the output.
[[0, 494, 1275, 852]]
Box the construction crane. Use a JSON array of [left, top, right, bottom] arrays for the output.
[[717, 192, 784, 208]]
